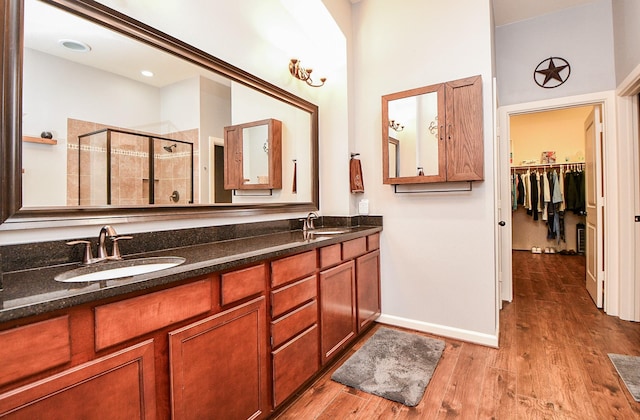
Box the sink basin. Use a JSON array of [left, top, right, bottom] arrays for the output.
[[55, 256, 186, 283], [308, 228, 351, 235]]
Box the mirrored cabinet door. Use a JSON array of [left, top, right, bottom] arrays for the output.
[[382, 83, 446, 184], [224, 118, 282, 190]]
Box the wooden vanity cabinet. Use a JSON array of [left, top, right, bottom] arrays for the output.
[[0, 340, 156, 419], [169, 297, 268, 420], [269, 251, 319, 408], [319, 260, 357, 364], [169, 263, 269, 419], [0, 231, 381, 419], [356, 249, 381, 332], [319, 233, 381, 363]]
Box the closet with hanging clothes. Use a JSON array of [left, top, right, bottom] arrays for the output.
[[511, 163, 585, 253], [509, 105, 592, 254]]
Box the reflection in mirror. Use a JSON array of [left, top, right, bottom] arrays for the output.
[[3, 0, 318, 227], [74, 127, 194, 206], [388, 138, 399, 178], [387, 92, 439, 178], [243, 124, 270, 185], [224, 118, 284, 193]]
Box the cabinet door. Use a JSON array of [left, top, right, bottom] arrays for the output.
[[320, 261, 356, 364], [445, 75, 484, 181], [272, 325, 319, 407], [169, 297, 268, 420], [356, 250, 381, 332], [0, 340, 156, 419]]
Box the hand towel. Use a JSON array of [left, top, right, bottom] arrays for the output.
[[292, 160, 297, 193], [350, 158, 364, 193]]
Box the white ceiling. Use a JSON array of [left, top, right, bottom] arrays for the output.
[[492, 0, 601, 26]]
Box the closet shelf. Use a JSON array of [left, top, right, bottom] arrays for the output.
[[511, 161, 584, 169], [22, 135, 57, 145]]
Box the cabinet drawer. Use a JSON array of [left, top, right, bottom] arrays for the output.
[[342, 237, 367, 260], [272, 325, 319, 407], [367, 233, 380, 251], [0, 316, 71, 387], [95, 279, 212, 351], [319, 244, 341, 269], [271, 250, 316, 287], [271, 275, 317, 318], [221, 263, 266, 306], [271, 300, 317, 348]]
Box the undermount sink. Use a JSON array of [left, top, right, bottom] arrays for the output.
[[54, 256, 186, 283], [308, 228, 351, 235]]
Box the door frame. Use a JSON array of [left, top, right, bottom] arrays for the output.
[[498, 91, 620, 315], [616, 64, 640, 322]]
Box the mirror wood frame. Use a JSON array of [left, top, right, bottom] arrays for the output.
[[0, 0, 319, 229]]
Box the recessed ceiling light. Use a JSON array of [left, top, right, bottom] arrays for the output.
[[140, 70, 154, 77], [58, 39, 91, 52]]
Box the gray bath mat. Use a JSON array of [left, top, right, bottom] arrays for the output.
[[331, 327, 444, 407], [609, 353, 640, 401]]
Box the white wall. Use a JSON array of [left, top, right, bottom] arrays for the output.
[[351, 0, 498, 343], [612, 0, 640, 85], [495, 0, 615, 106]]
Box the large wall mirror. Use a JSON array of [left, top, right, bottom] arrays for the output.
[[0, 0, 319, 228]]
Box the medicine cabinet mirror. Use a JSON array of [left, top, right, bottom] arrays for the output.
[[224, 119, 282, 191], [381, 75, 484, 186], [0, 0, 319, 228]]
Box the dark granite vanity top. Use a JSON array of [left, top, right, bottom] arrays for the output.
[[0, 224, 381, 323]]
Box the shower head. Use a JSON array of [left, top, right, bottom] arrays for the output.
[[163, 144, 177, 153]]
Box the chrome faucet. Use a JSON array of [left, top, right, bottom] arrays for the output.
[[97, 225, 117, 259], [302, 212, 319, 232], [67, 225, 132, 265]]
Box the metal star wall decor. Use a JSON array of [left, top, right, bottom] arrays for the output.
[[533, 57, 571, 88]]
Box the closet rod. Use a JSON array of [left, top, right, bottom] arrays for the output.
[[511, 161, 585, 170]]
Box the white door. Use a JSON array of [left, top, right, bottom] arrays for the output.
[[585, 106, 604, 307], [498, 119, 513, 303]]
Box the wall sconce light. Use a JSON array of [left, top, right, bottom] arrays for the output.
[[289, 58, 326, 87], [389, 120, 404, 132]]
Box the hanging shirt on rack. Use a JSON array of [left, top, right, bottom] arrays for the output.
[[552, 170, 563, 204], [559, 167, 566, 212], [517, 173, 525, 206], [512, 173, 517, 211], [524, 170, 531, 211], [530, 171, 539, 220]]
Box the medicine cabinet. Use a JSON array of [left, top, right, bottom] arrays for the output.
[[224, 118, 282, 191], [382, 75, 484, 185]]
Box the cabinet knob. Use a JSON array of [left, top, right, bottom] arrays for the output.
[[498, 221, 506, 226]]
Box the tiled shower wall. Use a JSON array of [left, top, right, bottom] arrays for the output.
[[67, 119, 199, 206]]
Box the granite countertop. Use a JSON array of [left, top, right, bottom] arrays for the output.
[[0, 226, 381, 323]]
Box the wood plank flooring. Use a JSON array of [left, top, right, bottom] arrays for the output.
[[275, 251, 640, 419]]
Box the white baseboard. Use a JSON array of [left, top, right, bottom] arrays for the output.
[[376, 314, 499, 348]]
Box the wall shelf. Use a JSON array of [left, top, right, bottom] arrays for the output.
[[22, 136, 57, 145]]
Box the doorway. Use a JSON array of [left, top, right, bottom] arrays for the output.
[[497, 91, 617, 313], [508, 105, 600, 305]]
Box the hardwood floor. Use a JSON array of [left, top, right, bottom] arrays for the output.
[[275, 251, 640, 419]]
